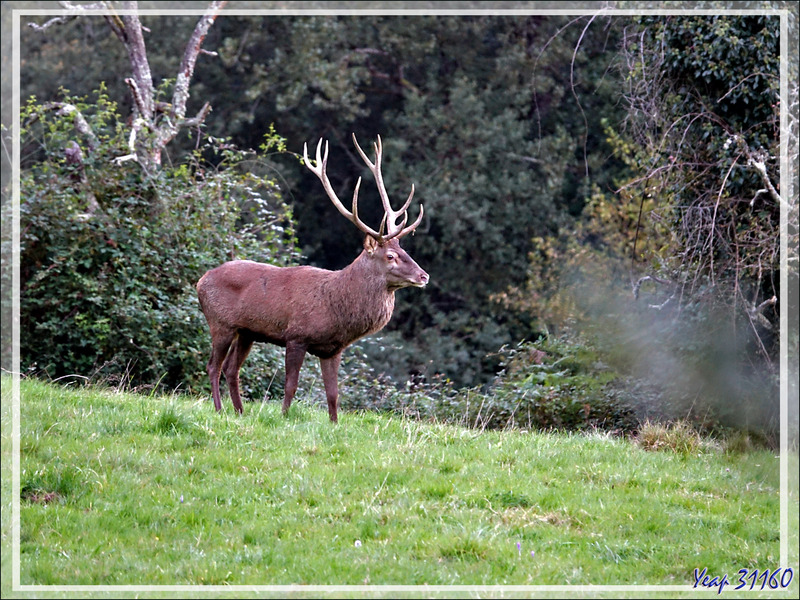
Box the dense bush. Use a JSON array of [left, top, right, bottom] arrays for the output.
[[19, 90, 298, 394], [335, 335, 639, 435], [492, 15, 788, 442], [455, 337, 639, 433]]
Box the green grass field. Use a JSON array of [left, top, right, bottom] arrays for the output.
[[2, 376, 798, 595]]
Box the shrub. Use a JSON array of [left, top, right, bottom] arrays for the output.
[[335, 335, 639, 434], [18, 89, 298, 395], [452, 336, 639, 433], [635, 420, 704, 455]]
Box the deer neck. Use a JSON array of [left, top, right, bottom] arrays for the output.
[[328, 251, 395, 335]]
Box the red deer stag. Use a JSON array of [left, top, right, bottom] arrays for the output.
[[196, 134, 428, 422]]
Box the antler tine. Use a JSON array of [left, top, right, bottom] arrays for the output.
[[302, 138, 330, 183], [382, 182, 423, 240], [351, 133, 382, 168], [352, 133, 392, 218], [385, 203, 424, 241], [404, 203, 424, 235], [396, 183, 415, 215], [351, 176, 366, 230], [378, 213, 388, 238]]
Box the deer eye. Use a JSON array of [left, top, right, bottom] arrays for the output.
[[386, 253, 396, 261]]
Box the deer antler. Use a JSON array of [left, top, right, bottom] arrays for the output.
[[304, 138, 383, 239], [351, 133, 423, 241], [303, 134, 424, 243]]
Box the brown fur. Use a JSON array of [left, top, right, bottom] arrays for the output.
[[197, 237, 428, 422]]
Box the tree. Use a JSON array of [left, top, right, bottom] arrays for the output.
[[492, 11, 796, 438], [620, 15, 785, 365], [28, 0, 227, 173], [15, 2, 299, 392]]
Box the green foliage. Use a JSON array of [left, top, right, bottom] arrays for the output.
[[619, 15, 782, 351], [335, 335, 638, 436], [12, 13, 792, 442], [19, 90, 298, 393], [451, 337, 638, 433], [192, 15, 628, 386], [496, 15, 786, 441], [610, 15, 783, 439], [14, 15, 634, 389], [652, 15, 778, 138]]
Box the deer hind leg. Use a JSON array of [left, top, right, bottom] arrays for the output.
[[282, 341, 307, 416], [320, 352, 343, 423], [207, 328, 235, 412], [222, 331, 254, 415]]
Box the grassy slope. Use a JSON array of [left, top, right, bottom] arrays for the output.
[[2, 377, 798, 593]]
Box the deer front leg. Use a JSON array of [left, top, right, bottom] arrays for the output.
[[283, 341, 307, 416], [320, 352, 343, 423]]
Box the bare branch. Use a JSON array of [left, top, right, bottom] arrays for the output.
[[181, 102, 212, 128], [747, 295, 777, 330], [750, 189, 770, 206], [508, 153, 544, 165], [124, 77, 150, 121], [120, 2, 154, 119], [57, 1, 106, 11], [718, 72, 778, 104], [112, 118, 147, 168], [745, 149, 783, 207], [27, 2, 107, 31], [64, 141, 101, 215], [27, 102, 99, 152], [570, 14, 597, 179], [530, 15, 586, 153], [28, 1, 227, 173], [648, 293, 675, 311], [103, 8, 126, 42], [28, 15, 79, 31], [704, 154, 740, 285], [632, 274, 672, 300], [171, 1, 227, 124]]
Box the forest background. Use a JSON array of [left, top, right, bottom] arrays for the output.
[[1, 1, 798, 442]]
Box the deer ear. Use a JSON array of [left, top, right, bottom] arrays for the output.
[[363, 235, 380, 256]]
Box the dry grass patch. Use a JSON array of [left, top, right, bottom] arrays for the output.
[[635, 419, 704, 455]]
